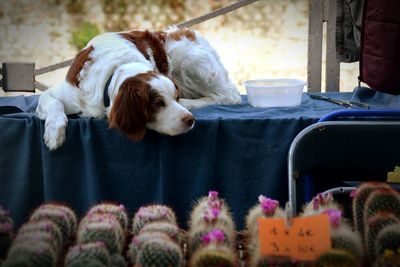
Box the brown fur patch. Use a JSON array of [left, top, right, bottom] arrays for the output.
[[120, 30, 169, 75], [108, 71, 160, 141], [172, 80, 180, 101], [166, 28, 196, 42], [66, 45, 94, 87]]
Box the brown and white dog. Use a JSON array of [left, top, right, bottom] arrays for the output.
[[36, 27, 241, 150]]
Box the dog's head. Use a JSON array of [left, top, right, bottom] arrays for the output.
[[108, 71, 195, 141]]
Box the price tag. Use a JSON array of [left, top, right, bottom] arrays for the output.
[[258, 214, 331, 261]]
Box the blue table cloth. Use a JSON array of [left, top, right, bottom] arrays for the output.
[[0, 93, 351, 229]]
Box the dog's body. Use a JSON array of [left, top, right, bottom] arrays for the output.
[[163, 26, 241, 109], [36, 27, 241, 150]]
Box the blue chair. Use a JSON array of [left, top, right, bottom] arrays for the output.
[[287, 109, 400, 215]]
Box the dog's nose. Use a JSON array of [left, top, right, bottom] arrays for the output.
[[182, 114, 195, 128]]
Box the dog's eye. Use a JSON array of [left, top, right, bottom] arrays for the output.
[[154, 99, 166, 108]]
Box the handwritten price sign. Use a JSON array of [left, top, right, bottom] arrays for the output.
[[258, 214, 331, 261]]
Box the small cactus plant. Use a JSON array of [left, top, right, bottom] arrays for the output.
[[77, 213, 125, 254], [87, 203, 128, 231], [352, 182, 391, 238], [139, 221, 182, 244], [189, 242, 236, 267], [365, 212, 399, 259], [29, 203, 77, 245], [3, 240, 57, 267], [314, 248, 359, 267], [136, 238, 183, 267], [13, 229, 62, 257], [373, 249, 400, 267], [301, 193, 341, 217], [17, 220, 63, 247], [64, 241, 110, 267], [364, 188, 400, 222], [253, 255, 293, 267], [331, 223, 364, 261], [127, 231, 172, 264], [132, 205, 177, 235], [245, 195, 285, 238], [188, 191, 238, 266], [374, 223, 400, 257], [0, 206, 13, 259]]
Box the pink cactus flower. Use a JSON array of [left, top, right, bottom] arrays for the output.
[[201, 229, 225, 245], [323, 209, 342, 228], [258, 195, 279, 215]]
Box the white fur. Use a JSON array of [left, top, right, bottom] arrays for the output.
[[37, 33, 193, 151], [165, 26, 242, 109]]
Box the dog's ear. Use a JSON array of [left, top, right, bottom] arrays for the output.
[[108, 77, 150, 141]]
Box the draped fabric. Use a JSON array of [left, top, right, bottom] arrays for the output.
[[0, 94, 351, 229]]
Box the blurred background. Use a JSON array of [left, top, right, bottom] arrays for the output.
[[0, 0, 360, 96]]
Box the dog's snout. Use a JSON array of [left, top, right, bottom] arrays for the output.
[[182, 114, 195, 128]]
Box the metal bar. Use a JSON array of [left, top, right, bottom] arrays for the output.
[[177, 0, 260, 28], [325, 0, 340, 92], [308, 0, 324, 92], [34, 81, 49, 91], [35, 59, 74, 76]]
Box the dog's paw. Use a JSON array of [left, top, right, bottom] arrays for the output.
[[43, 113, 68, 151]]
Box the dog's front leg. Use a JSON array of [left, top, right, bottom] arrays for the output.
[[36, 90, 68, 151]]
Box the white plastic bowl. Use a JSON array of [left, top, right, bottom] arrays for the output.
[[244, 78, 306, 108]]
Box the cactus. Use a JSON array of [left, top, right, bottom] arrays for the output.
[[109, 253, 127, 267], [29, 204, 77, 244], [188, 228, 232, 255], [188, 191, 236, 248], [189, 243, 236, 267], [37, 203, 78, 231], [331, 223, 363, 260], [375, 223, 400, 257], [87, 203, 128, 231], [352, 182, 391, 237], [17, 220, 63, 250], [0, 206, 13, 259], [132, 205, 177, 235], [373, 251, 400, 267], [189, 192, 235, 232], [64, 242, 110, 267], [314, 249, 358, 267], [301, 193, 341, 217], [254, 255, 293, 267], [127, 231, 171, 264], [245, 195, 285, 238], [139, 221, 182, 244], [14, 230, 62, 257], [365, 212, 399, 259], [3, 240, 57, 267], [77, 215, 124, 254], [364, 188, 400, 222], [136, 238, 183, 267], [79, 212, 126, 247]]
